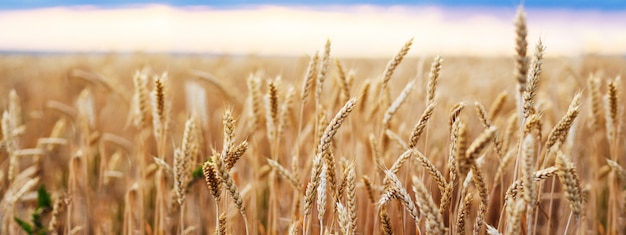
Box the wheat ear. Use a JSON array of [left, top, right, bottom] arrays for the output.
[[426, 56, 443, 104], [514, 6, 528, 100], [301, 52, 319, 103], [408, 102, 437, 149], [412, 176, 447, 235], [522, 38, 545, 118], [382, 38, 413, 89], [555, 150, 583, 216]]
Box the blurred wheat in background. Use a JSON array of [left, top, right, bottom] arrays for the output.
[[1, 1, 626, 235]]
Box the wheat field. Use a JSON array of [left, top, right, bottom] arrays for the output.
[[0, 9, 625, 235]]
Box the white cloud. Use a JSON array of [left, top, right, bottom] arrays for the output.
[[0, 5, 625, 57]]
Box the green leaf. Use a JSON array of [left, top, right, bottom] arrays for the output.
[[192, 164, 204, 179], [14, 217, 33, 234], [32, 209, 43, 231], [37, 185, 52, 209], [186, 164, 206, 191]]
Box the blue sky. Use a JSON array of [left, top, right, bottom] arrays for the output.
[[1, 0, 626, 10]]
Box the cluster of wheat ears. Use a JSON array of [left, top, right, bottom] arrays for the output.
[[0, 6, 625, 235]]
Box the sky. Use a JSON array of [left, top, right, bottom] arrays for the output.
[[2, 1, 626, 10], [1, 1, 625, 57]]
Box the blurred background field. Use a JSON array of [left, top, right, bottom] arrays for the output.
[[1, 1, 626, 235]]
